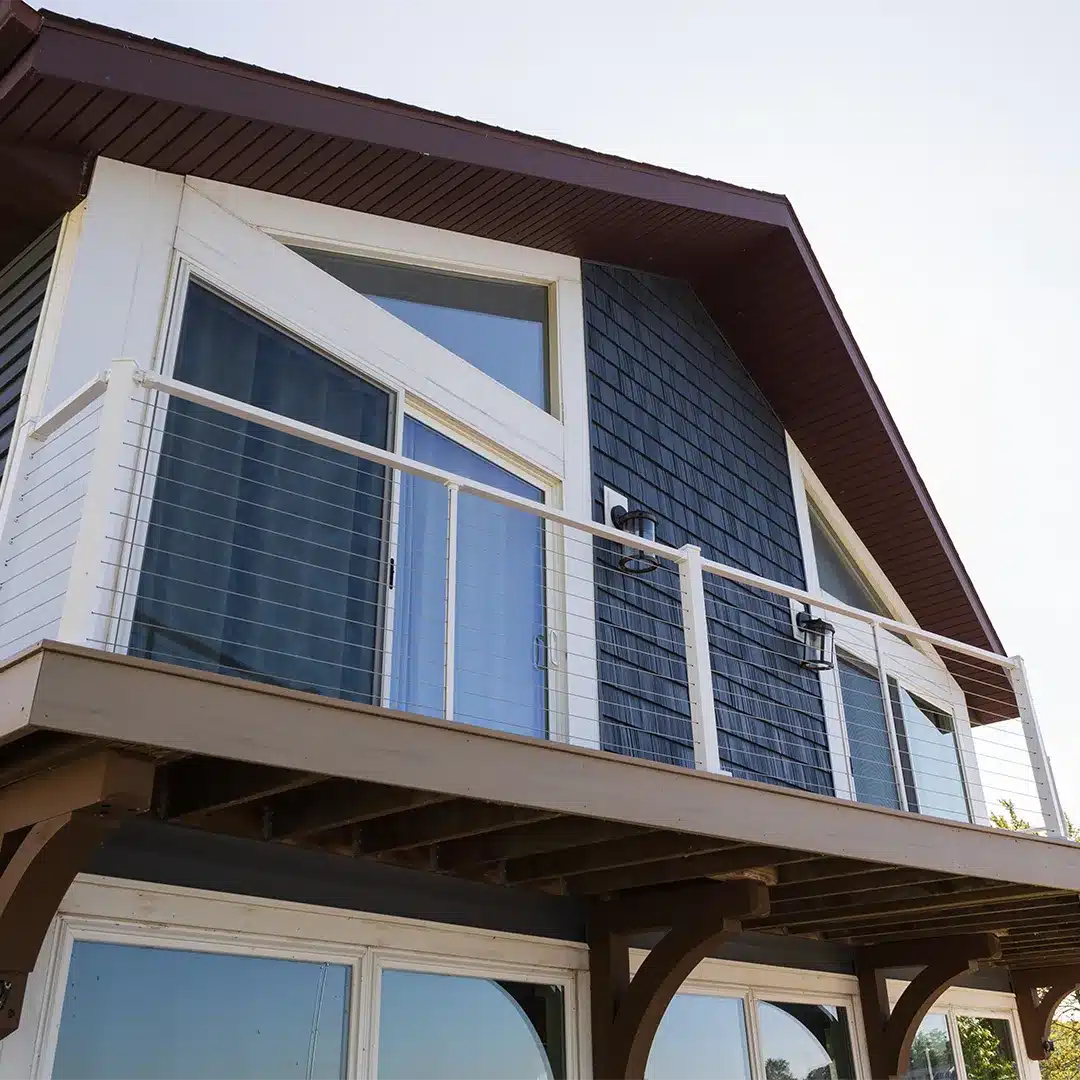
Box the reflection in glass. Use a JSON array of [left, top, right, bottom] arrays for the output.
[[646, 993, 752, 1079], [130, 282, 391, 704], [839, 657, 901, 810], [757, 1000, 856, 1080], [890, 683, 970, 822], [51, 941, 349, 1079], [809, 508, 887, 616], [390, 419, 547, 737], [296, 249, 549, 410], [377, 969, 564, 1079], [957, 1015, 1018, 1079], [906, 1014, 957, 1080]]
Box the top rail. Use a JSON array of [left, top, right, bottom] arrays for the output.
[[135, 368, 1016, 672]]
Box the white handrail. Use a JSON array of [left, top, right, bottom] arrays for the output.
[[135, 367, 1017, 672]]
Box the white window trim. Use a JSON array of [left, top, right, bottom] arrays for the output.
[[31, 158, 600, 751], [2, 875, 1041, 1080], [786, 434, 989, 825], [4, 875, 587, 1080]]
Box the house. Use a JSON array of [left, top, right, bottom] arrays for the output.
[[0, 2, 1076, 1077]]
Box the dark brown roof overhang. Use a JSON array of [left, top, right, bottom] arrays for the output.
[[0, 2, 1007, 678]]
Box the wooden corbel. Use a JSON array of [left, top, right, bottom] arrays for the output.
[[0, 751, 154, 1039], [1011, 964, 1080, 1061], [856, 932, 1002, 1079], [589, 878, 769, 1079]]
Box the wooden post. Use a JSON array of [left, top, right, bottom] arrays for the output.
[[856, 933, 1001, 1078], [589, 879, 768, 1078]]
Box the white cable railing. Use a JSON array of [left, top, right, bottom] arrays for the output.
[[0, 359, 1067, 839]]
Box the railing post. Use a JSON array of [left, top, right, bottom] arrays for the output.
[[678, 544, 722, 773], [1008, 655, 1068, 839], [56, 360, 138, 647], [443, 481, 459, 724]]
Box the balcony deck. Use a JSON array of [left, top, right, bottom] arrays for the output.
[[3, 640, 1079, 972]]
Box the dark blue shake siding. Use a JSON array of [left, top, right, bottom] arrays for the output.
[[583, 263, 833, 794]]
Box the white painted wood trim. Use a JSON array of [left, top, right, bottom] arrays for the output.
[[679, 544, 723, 773], [186, 176, 580, 286], [786, 433, 857, 801], [173, 182, 566, 480]]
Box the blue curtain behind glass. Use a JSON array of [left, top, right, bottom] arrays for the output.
[[838, 657, 901, 809], [391, 419, 546, 738], [130, 283, 391, 703]]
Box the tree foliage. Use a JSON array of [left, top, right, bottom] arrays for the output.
[[990, 801, 1080, 1078]]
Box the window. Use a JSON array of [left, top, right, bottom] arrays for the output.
[[839, 656, 901, 810], [51, 941, 350, 1079], [808, 506, 887, 616], [646, 994, 752, 1079], [956, 1016, 1018, 1079], [906, 1011, 1020, 1080], [757, 1000, 856, 1080], [646, 992, 855, 1080], [129, 282, 393, 703], [390, 419, 547, 737], [377, 969, 565, 1079], [296, 249, 550, 411], [836, 656, 972, 821], [906, 1013, 956, 1079], [890, 681, 970, 822]]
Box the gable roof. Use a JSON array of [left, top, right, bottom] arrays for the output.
[[0, 1, 1006, 671]]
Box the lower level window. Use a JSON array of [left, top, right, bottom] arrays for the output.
[[646, 993, 855, 1080], [757, 1000, 856, 1080], [907, 1011, 1019, 1080], [377, 969, 565, 1079], [646, 994, 751, 1079], [51, 941, 350, 1079]]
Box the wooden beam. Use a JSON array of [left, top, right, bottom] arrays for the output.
[[570, 846, 815, 896], [774, 867, 953, 903], [434, 819, 647, 871], [1012, 964, 1080, 1061], [827, 899, 1079, 940], [355, 801, 558, 855], [266, 780, 449, 840], [778, 857, 883, 884], [858, 934, 1001, 1079], [504, 832, 744, 885], [603, 879, 770, 934], [0, 752, 155, 1041], [24, 644, 1080, 894], [755, 886, 1062, 931], [590, 881, 769, 1078], [844, 911, 1080, 944], [0, 751, 154, 834], [159, 758, 316, 819]]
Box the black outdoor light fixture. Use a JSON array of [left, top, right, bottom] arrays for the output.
[[610, 504, 661, 575], [796, 607, 836, 671]]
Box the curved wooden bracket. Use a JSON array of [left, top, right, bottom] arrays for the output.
[[857, 933, 1001, 1079], [0, 751, 154, 1040], [589, 879, 769, 1079], [1011, 964, 1080, 1061]]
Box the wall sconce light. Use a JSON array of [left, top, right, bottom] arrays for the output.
[[796, 608, 835, 671], [610, 503, 660, 575]]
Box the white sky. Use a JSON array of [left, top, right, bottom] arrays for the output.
[[50, 0, 1080, 820]]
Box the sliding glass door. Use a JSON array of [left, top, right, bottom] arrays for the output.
[[129, 282, 393, 704], [391, 418, 547, 738]]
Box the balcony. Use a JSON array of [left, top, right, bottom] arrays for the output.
[[0, 360, 1067, 841]]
